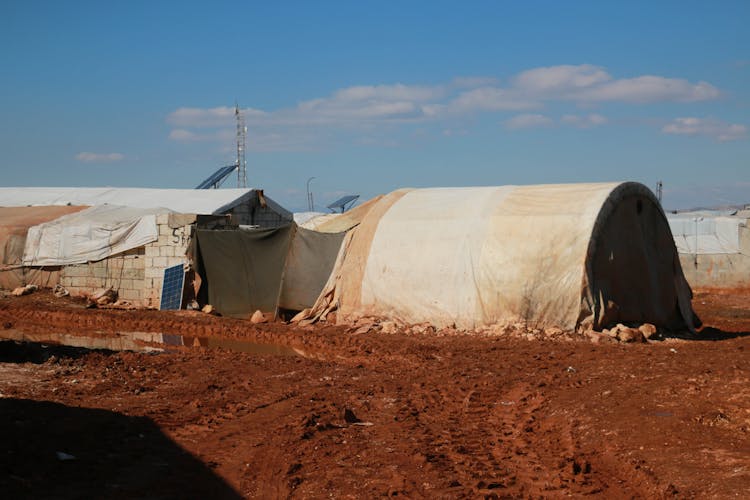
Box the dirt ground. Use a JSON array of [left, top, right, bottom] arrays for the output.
[[0, 289, 748, 499]]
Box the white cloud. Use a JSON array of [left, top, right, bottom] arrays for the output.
[[504, 114, 554, 130], [662, 117, 747, 142], [332, 83, 443, 102], [512, 64, 611, 95], [75, 152, 125, 162], [561, 113, 608, 128], [511, 64, 719, 103], [576, 76, 719, 103], [166, 65, 724, 151], [447, 64, 718, 114], [450, 87, 540, 113]]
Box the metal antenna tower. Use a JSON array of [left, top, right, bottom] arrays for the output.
[[235, 103, 247, 188]]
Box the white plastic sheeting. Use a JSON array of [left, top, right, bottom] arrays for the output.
[[668, 215, 744, 254], [298, 182, 698, 332], [293, 211, 326, 226], [362, 187, 515, 327], [22, 205, 164, 266], [0, 187, 260, 215]]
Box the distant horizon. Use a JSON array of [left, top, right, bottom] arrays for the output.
[[2, 1, 747, 213]]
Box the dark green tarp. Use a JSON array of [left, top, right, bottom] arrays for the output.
[[194, 224, 345, 318], [278, 226, 345, 311], [195, 226, 294, 317]]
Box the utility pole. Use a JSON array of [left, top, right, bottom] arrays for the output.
[[693, 216, 703, 268], [306, 177, 316, 211]]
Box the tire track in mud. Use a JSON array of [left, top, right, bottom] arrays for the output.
[[3, 292, 749, 498], [385, 362, 604, 498]]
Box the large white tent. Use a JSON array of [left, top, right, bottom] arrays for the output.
[[299, 182, 699, 332], [0, 187, 288, 217]]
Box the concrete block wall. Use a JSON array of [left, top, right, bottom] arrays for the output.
[[61, 247, 145, 302], [141, 214, 192, 308], [680, 253, 750, 288], [229, 202, 291, 228], [60, 214, 193, 307]]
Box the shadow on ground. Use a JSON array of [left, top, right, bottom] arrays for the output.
[[0, 398, 241, 499], [0, 340, 110, 364], [694, 327, 750, 341]]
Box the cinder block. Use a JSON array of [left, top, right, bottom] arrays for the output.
[[164, 257, 185, 268], [144, 266, 162, 279], [64, 266, 81, 278], [119, 288, 137, 301], [85, 278, 103, 288], [117, 279, 133, 290], [145, 245, 159, 257], [121, 267, 144, 279], [159, 224, 172, 237], [159, 246, 174, 257], [91, 268, 107, 279], [152, 256, 167, 268]]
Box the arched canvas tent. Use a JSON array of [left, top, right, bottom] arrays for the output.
[[299, 182, 700, 332]]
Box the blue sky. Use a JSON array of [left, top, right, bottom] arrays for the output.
[[1, 1, 748, 211]]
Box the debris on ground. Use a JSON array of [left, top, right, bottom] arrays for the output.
[[250, 310, 267, 324], [84, 288, 117, 308], [11, 284, 38, 296]]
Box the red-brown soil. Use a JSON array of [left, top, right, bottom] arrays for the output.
[[0, 288, 748, 498]]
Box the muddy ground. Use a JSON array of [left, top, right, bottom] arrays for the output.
[[0, 289, 748, 499]]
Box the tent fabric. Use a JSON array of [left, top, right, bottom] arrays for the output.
[[194, 224, 345, 318], [293, 211, 326, 226], [667, 215, 745, 254], [0, 206, 87, 289], [0, 187, 280, 216], [298, 182, 698, 332], [301, 195, 385, 233], [278, 226, 346, 311], [195, 226, 295, 317], [21, 205, 164, 266]]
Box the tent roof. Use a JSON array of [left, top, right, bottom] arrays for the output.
[[0, 205, 88, 230], [22, 205, 171, 266], [0, 187, 287, 216]]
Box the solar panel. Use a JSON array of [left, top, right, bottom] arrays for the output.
[[196, 164, 237, 189], [159, 264, 185, 310], [327, 194, 360, 213]]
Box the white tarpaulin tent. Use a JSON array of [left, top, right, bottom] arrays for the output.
[[22, 205, 164, 266], [0, 186, 284, 216], [668, 213, 744, 254], [298, 182, 699, 332]]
